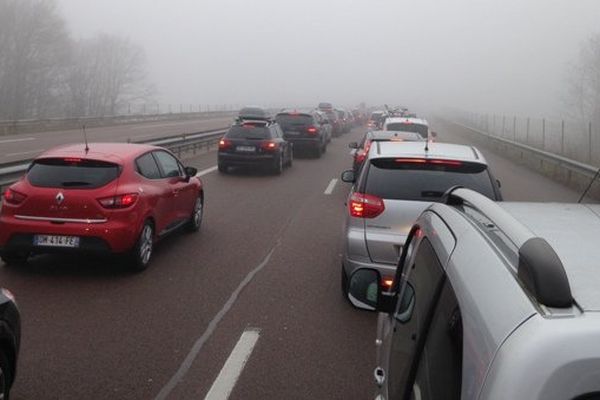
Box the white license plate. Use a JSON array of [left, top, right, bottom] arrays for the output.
[[285, 131, 300, 136], [236, 146, 256, 152], [34, 235, 80, 248]]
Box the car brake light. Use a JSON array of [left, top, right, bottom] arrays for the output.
[[3, 188, 26, 205], [348, 192, 385, 218], [394, 158, 463, 166], [261, 141, 278, 151], [219, 138, 232, 150], [307, 126, 318, 134], [64, 158, 82, 163], [356, 150, 366, 163], [98, 193, 139, 209]]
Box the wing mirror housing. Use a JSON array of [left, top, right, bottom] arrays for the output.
[[430, 131, 438, 138], [184, 166, 198, 182], [347, 268, 396, 312], [341, 170, 356, 183], [348, 142, 359, 149]]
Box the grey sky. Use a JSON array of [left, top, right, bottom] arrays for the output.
[[58, 0, 600, 115]]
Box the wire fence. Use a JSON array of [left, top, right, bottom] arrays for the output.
[[461, 112, 600, 167]]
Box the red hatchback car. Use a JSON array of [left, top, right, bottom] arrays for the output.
[[0, 143, 203, 271]]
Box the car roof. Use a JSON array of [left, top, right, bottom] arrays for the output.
[[276, 109, 314, 117], [384, 117, 429, 126], [367, 130, 425, 141], [370, 141, 486, 164], [500, 202, 600, 311], [36, 143, 161, 163]]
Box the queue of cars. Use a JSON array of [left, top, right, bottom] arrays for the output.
[[341, 110, 600, 399]]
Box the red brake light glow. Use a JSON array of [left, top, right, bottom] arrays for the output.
[[382, 276, 394, 289], [63, 158, 82, 163], [261, 141, 278, 151], [219, 138, 232, 150], [307, 126, 318, 134], [3, 188, 27, 205], [348, 192, 385, 218], [394, 158, 463, 166], [98, 193, 139, 209]]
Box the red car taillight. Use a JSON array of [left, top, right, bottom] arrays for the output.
[[261, 141, 279, 151], [98, 193, 139, 209], [348, 192, 385, 218], [381, 276, 394, 290], [307, 126, 318, 135], [3, 188, 27, 205], [219, 138, 232, 150], [355, 150, 367, 164]]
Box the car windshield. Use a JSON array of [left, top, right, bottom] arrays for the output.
[[386, 123, 428, 138], [27, 158, 121, 189], [365, 158, 496, 201], [226, 125, 270, 139]]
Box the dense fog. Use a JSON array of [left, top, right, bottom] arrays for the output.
[[15, 0, 600, 117]]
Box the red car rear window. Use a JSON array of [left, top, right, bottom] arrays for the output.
[[27, 158, 121, 189]]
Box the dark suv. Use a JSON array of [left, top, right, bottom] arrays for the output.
[[218, 120, 293, 174], [275, 110, 328, 158]]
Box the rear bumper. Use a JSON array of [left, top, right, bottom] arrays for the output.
[[218, 152, 276, 166], [0, 215, 138, 254], [283, 137, 321, 149]]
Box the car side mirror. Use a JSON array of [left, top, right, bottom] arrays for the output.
[[430, 131, 438, 138], [347, 268, 397, 312], [341, 170, 355, 183], [496, 179, 502, 188], [184, 166, 198, 181], [348, 142, 359, 149]]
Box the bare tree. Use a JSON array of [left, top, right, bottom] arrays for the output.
[[566, 33, 600, 126], [66, 35, 154, 117], [0, 0, 70, 120]]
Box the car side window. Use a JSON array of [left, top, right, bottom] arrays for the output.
[[270, 126, 280, 138], [136, 152, 162, 179], [153, 151, 182, 178], [411, 280, 463, 400], [387, 238, 445, 400]]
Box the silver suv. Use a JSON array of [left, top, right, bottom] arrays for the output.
[[340, 141, 502, 299], [348, 188, 600, 400]]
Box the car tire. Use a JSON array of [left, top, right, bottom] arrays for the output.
[[218, 163, 228, 174], [287, 148, 293, 168], [186, 196, 203, 233], [273, 154, 284, 175], [0, 251, 29, 267], [129, 221, 154, 272], [0, 349, 12, 400]]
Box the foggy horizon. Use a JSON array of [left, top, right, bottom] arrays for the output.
[[57, 0, 600, 116]]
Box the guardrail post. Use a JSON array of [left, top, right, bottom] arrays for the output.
[[179, 104, 183, 113], [561, 120, 565, 155], [542, 118, 546, 149], [502, 115, 506, 137], [492, 114, 496, 134], [513, 116, 517, 141], [168, 104, 172, 114], [526, 117, 530, 144]]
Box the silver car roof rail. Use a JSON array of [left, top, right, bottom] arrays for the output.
[[443, 186, 574, 308]]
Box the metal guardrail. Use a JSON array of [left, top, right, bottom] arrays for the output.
[[0, 127, 228, 191], [451, 120, 598, 178], [0, 111, 236, 136]]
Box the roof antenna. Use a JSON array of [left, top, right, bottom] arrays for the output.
[[578, 166, 600, 203], [82, 125, 89, 154], [424, 138, 429, 152]]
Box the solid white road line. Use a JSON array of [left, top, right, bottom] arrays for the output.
[[0, 137, 35, 144], [324, 178, 338, 195], [204, 329, 261, 400], [196, 166, 218, 177]]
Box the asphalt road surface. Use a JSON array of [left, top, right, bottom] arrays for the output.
[[0, 116, 232, 164], [0, 118, 581, 399]]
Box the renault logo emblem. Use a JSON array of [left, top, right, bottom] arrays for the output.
[[56, 192, 65, 205]]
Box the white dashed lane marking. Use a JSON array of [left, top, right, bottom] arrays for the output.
[[204, 329, 261, 400]]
